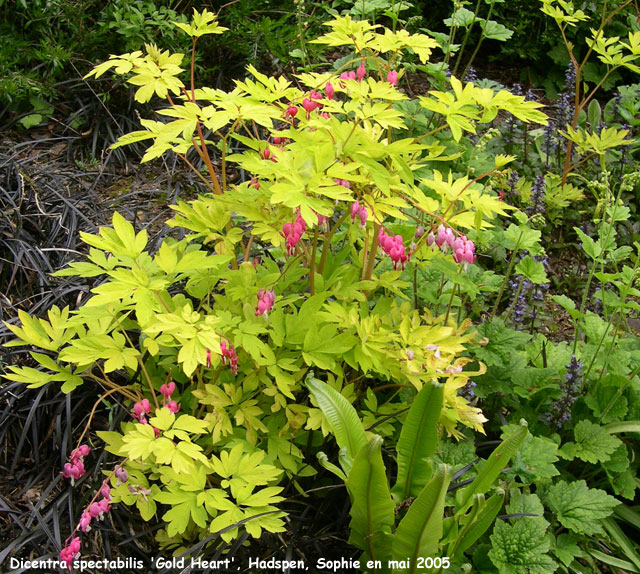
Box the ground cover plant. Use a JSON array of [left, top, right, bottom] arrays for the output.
[[1, 1, 640, 573]]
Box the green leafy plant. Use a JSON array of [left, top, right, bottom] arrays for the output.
[[307, 376, 529, 572]]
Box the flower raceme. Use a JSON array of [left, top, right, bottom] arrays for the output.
[[378, 228, 409, 270], [452, 236, 476, 265], [61, 444, 91, 484], [281, 210, 306, 256], [350, 200, 368, 228], [60, 537, 81, 568], [428, 225, 476, 267], [132, 398, 151, 424], [158, 381, 180, 413], [220, 340, 239, 375]]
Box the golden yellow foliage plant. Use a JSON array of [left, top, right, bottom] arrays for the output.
[[4, 8, 547, 550]]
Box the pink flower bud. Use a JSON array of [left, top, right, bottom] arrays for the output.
[[100, 484, 111, 499], [249, 177, 260, 190], [415, 225, 425, 238], [406, 349, 414, 360], [115, 467, 128, 484], [325, 82, 335, 100], [387, 70, 398, 85], [350, 200, 360, 221], [206, 348, 212, 368], [358, 207, 368, 227], [357, 63, 366, 81], [427, 232, 436, 246]]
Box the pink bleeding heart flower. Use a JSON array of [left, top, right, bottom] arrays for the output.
[[357, 63, 366, 81], [62, 462, 75, 478], [387, 70, 398, 85], [100, 484, 111, 500], [435, 225, 455, 251], [98, 498, 111, 514], [338, 71, 357, 87], [133, 399, 151, 421], [89, 502, 102, 518], [302, 98, 319, 118], [285, 105, 298, 118], [166, 400, 181, 414], [79, 510, 92, 532], [74, 445, 91, 459], [206, 347, 212, 368], [160, 382, 176, 399], [406, 349, 415, 361], [256, 289, 276, 317]]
